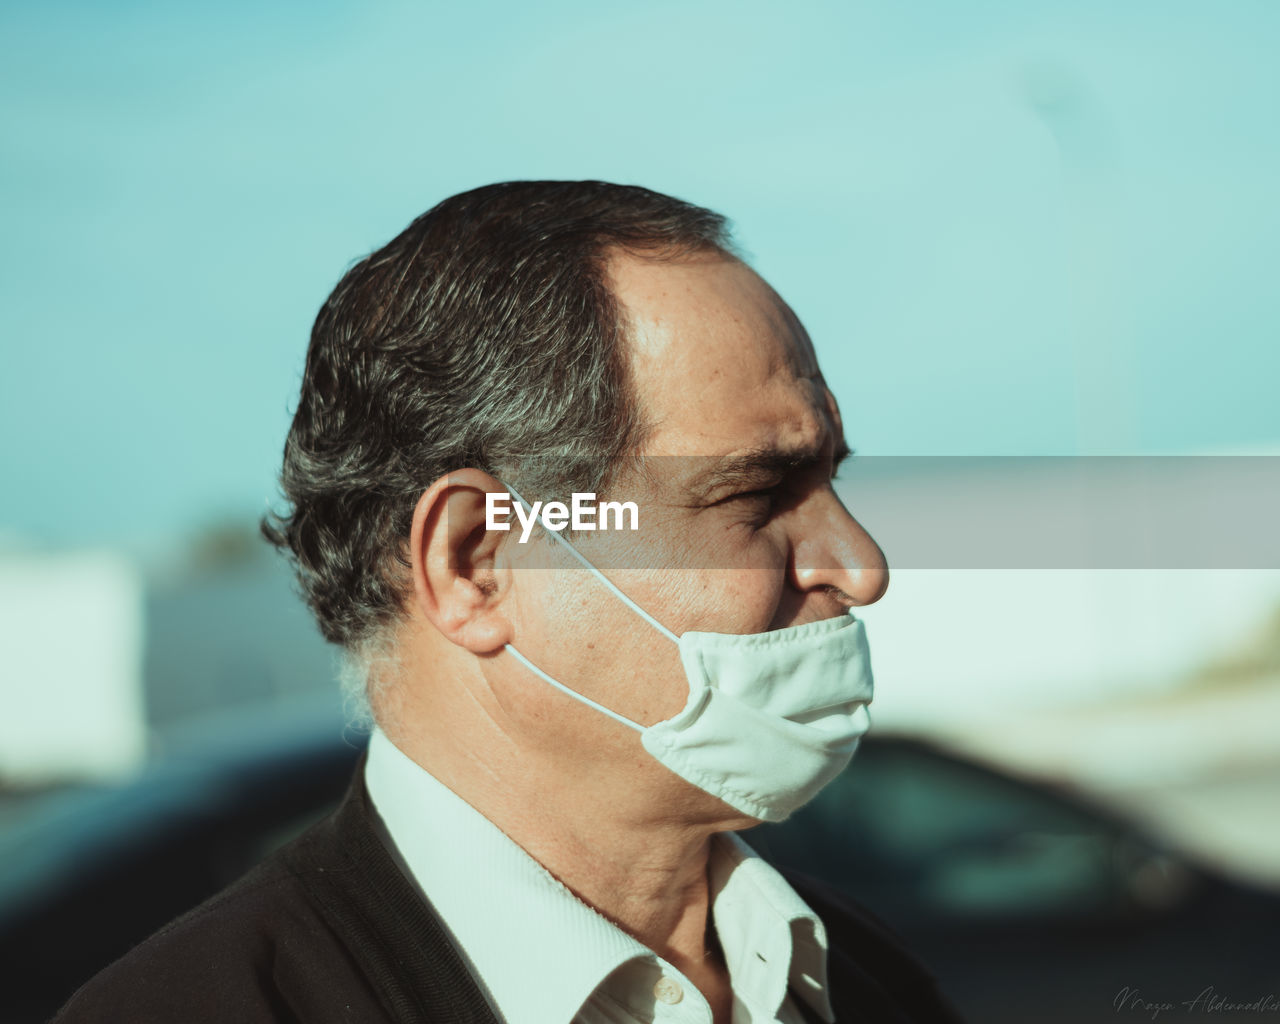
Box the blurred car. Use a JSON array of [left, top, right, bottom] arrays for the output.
[[0, 703, 365, 1024], [2, 708, 1278, 1023], [749, 737, 1280, 1022]]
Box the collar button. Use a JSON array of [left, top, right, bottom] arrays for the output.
[[653, 977, 684, 1005]]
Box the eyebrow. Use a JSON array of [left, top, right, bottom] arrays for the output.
[[685, 438, 853, 500]]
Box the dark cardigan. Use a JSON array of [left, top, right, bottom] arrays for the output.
[[52, 761, 968, 1023]]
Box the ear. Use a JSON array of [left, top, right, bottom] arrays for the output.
[[409, 469, 514, 654]]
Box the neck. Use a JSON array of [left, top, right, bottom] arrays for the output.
[[395, 725, 721, 960], [378, 646, 736, 969]]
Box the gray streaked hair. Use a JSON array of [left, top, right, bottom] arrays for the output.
[[262, 181, 736, 702], [336, 629, 403, 733]]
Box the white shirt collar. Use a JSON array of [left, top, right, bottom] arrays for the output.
[[363, 727, 834, 1024]]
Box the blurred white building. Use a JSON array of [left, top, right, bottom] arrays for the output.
[[0, 549, 147, 783], [0, 534, 337, 786]]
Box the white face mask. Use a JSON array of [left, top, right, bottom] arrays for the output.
[[499, 482, 875, 823]]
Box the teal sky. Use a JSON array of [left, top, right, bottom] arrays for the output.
[[3, 0, 1278, 548]]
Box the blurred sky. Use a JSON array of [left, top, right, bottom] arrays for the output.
[[2, 0, 1278, 550]]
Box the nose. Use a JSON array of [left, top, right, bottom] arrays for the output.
[[786, 485, 889, 609]]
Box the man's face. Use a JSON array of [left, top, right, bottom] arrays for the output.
[[495, 249, 887, 816]]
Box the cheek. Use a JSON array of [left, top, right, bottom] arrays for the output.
[[654, 507, 794, 580], [524, 567, 689, 724], [633, 563, 790, 645], [520, 525, 791, 722], [613, 511, 792, 637]]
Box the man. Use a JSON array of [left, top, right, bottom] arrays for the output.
[[55, 181, 966, 1023]]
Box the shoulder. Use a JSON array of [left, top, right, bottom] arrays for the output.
[[781, 868, 970, 1024], [51, 803, 390, 1024]]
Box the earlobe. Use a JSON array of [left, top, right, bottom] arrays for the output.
[[409, 470, 514, 654]]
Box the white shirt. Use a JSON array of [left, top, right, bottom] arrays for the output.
[[364, 728, 836, 1024]]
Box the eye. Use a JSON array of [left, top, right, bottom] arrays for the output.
[[730, 486, 781, 524]]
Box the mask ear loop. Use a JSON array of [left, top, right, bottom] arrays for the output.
[[503, 645, 644, 733], [495, 479, 680, 732], [499, 480, 679, 643]]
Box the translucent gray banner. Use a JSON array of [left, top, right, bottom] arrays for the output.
[[488, 456, 1280, 570]]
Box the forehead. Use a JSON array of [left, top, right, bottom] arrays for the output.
[[607, 250, 831, 459]]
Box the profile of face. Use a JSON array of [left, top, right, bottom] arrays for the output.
[[411, 248, 888, 827]]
